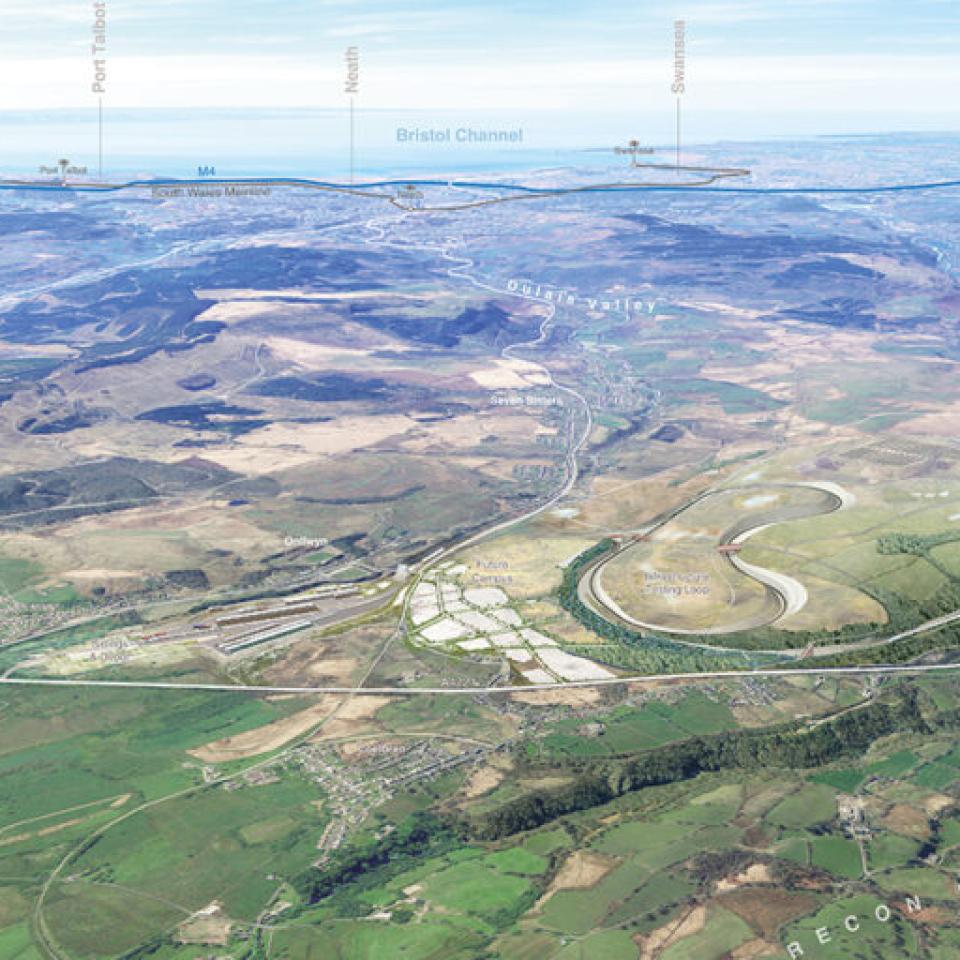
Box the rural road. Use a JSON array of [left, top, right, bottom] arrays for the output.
[[2, 660, 960, 697]]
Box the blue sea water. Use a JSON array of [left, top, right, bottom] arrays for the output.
[[1, 109, 960, 190], [0, 108, 624, 181]]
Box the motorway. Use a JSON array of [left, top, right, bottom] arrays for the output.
[[0, 165, 751, 213], [9, 169, 960, 203]]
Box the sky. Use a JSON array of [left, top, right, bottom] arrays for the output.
[[0, 0, 959, 150]]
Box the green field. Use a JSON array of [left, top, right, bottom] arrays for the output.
[[0, 687, 313, 826], [868, 832, 923, 871], [810, 767, 865, 792], [554, 929, 643, 959], [271, 917, 487, 960], [913, 761, 960, 791], [782, 894, 920, 959], [660, 906, 752, 960], [865, 749, 919, 779], [766, 784, 837, 829], [532, 797, 743, 938], [873, 867, 955, 900], [2, 663, 960, 958], [533, 693, 739, 759], [810, 834, 862, 879], [0, 685, 328, 957]]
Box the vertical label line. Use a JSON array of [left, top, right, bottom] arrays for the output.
[[344, 47, 360, 184], [672, 19, 686, 170], [99, 97, 104, 179], [92, 1, 108, 179]]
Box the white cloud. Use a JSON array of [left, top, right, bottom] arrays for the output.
[[2, 52, 958, 116], [2, 2, 89, 21]]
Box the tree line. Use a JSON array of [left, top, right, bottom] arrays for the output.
[[466, 685, 930, 840]]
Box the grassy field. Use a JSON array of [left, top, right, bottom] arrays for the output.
[[782, 894, 921, 959], [867, 832, 923, 871], [3, 672, 960, 958], [866, 749, 920, 779], [873, 866, 955, 899], [533, 788, 744, 938], [531, 692, 738, 759], [553, 929, 639, 959], [660, 906, 753, 960], [913, 761, 960, 791], [271, 919, 487, 960], [810, 767, 866, 792], [0, 684, 327, 957], [810, 835, 862, 879], [766, 784, 837, 829], [0, 687, 313, 825]]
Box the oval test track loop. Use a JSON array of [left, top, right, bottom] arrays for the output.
[[583, 483, 846, 648]]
